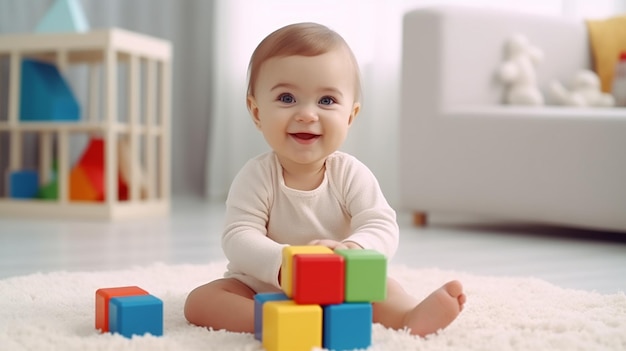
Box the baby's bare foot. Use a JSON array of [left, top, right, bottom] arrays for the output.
[[404, 280, 466, 336]]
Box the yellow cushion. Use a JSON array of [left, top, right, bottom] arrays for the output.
[[586, 15, 626, 92]]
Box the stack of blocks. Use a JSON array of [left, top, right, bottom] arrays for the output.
[[95, 286, 163, 338], [255, 246, 387, 351]]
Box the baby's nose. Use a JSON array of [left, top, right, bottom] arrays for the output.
[[295, 106, 319, 122]]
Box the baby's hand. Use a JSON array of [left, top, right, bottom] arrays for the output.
[[308, 239, 362, 250], [308, 239, 346, 250], [342, 241, 363, 249]]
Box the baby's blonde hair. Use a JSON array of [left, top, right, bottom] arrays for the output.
[[247, 22, 362, 102]]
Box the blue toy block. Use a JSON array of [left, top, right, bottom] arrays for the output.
[[8, 170, 39, 199], [35, 0, 89, 33], [254, 292, 289, 341], [20, 59, 80, 122], [323, 303, 372, 351], [109, 294, 163, 338]]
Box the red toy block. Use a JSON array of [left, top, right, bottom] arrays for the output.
[[292, 253, 345, 305], [281, 246, 333, 297], [79, 138, 105, 200], [95, 286, 148, 332]]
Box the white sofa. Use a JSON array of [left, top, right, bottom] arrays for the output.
[[400, 6, 626, 233]]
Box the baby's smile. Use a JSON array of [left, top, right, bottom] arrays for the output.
[[290, 133, 320, 144]]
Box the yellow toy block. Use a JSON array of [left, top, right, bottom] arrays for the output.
[[281, 245, 333, 297], [262, 300, 322, 351]]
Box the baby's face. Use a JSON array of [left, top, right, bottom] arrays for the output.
[[248, 49, 360, 171]]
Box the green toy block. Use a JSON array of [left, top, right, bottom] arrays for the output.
[[37, 180, 58, 200], [336, 249, 387, 302], [37, 161, 59, 200]]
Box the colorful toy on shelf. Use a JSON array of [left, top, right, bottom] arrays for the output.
[[95, 286, 163, 338], [69, 138, 131, 202], [0, 27, 171, 220], [257, 246, 386, 351], [19, 59, 80, 122], [35, 0, 89, 33], [8, 170, 39, 199], [37, 180, 58, 200], [69, 164, 99, 201], [117, 136, 149, 199], [37, 161, 59, 200]]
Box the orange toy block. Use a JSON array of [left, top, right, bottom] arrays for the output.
[[95, 286, 148, 332], [69, 165, 99, 201]]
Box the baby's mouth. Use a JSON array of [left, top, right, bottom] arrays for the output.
[[290, 133, 320, 144], [291, 133, 319, 140]]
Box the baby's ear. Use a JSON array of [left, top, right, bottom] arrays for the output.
[[348, 102, 361, 126], [247, 95, 261, 128]]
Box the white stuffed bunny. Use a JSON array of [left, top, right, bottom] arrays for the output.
[[548, 70, 615, 107], [497, 34, 544, 106]]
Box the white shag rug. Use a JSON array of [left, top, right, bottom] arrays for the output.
[[1, 261, 625, 351]]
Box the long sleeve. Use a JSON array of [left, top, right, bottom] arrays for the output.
[[328, 154, 399, 258], [221, 156, 286, 288]]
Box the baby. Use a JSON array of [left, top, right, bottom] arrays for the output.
[[184, 22, 465, 337]]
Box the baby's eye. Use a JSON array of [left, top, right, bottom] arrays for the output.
[[319, 96, 336, 106], [278, 93, 295, 104]]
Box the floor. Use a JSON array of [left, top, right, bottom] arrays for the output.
[[1, 197, 625, 294]]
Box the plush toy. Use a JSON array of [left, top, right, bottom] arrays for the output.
[[497, 34, 544, 106], [548, 69, 615, 107]]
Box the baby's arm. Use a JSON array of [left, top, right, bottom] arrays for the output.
[[222, 160, 286, 288], [338, 157, 399, 258]]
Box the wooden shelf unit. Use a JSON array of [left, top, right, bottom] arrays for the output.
[[0, 28, 172, 220]]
